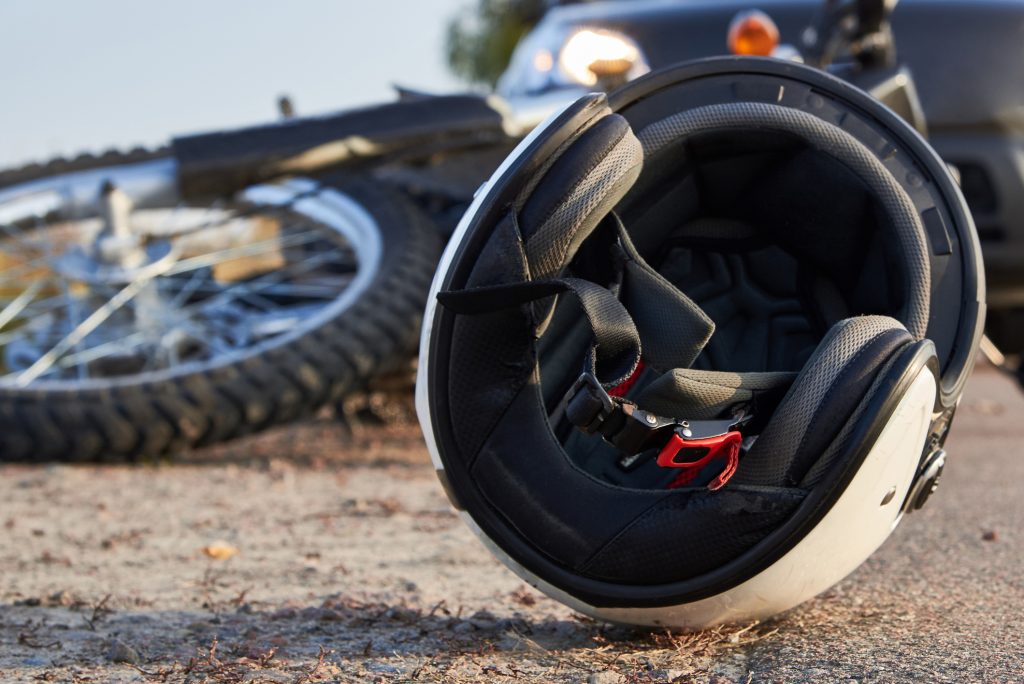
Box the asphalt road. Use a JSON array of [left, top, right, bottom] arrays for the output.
[[0, 363, 1021, 682], [717, 362, 1024, 681]]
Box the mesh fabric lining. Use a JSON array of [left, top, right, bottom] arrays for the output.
[[735, 316, 910, 486], [676, 217, 759, 241], [659, 245, 825, 373], [615, 217, 715, 372], [447, 212, 536, 466], [799, 349, 907, 488], [636, 369, 796, 420], [637, 102, 931, 339], [525, 128, 643, 278], [579, 485, 806, 584]]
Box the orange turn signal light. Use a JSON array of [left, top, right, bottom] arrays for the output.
[[727, 10, 781, 57]]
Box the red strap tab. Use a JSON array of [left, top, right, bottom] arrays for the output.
[[657, 430, 743, 491], [607, 360, 645, 398]]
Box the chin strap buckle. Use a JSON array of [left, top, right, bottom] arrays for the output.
[[563, 371, 751, 491], [657, 429, 744, 491], [564, 372, 617, 434], [564, 371, 678, 453]]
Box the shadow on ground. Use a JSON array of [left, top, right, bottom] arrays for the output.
[[2, 594, 773, 682]]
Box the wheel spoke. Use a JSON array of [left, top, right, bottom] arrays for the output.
[[237, 291, 278, 312], [0, 328, 61, 347], [7, 277, 152, 385], [0, 279, 45, 330], [162, 278, 352, 301], [168, 267, 207, 308], [40, 260, 346, 370], [183, 249, 346, 310], [164, 229, 322, 276], [53, 331, 146, 369]]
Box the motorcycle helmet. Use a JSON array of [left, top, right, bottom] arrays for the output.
[[416, 57, 984, 629]]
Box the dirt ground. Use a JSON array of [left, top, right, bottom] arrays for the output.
[[1, 363, 1022, 683]]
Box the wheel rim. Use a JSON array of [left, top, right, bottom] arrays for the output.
[[0, 162, 382, 389]]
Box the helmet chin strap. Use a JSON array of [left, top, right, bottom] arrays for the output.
[[609, 213, 715, 372], [562, 368, 751, 491], [439, 209, 751, 491]]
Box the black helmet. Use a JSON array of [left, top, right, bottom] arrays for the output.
[[417, 57, 984, 628]]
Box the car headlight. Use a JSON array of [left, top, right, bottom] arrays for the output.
[[558, 28, 650, 88], [497, 24, 650, 99]]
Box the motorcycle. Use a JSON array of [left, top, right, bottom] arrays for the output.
[[0, 94, 518, 461]]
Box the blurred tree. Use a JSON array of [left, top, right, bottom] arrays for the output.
[[446, 0, 549, 87]]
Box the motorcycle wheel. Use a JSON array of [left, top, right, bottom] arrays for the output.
[[0, 154, 440, 461]]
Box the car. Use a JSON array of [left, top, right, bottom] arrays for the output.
[[498, 0, 1024, 357]]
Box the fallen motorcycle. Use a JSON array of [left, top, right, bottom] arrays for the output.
[[0, 95, 517, 461]]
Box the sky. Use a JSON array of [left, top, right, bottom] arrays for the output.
[[0, 0, 471, 168]]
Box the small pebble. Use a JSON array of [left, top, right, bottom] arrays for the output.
[[106, 639, 140, 665], [982, 530, 998, 542], [467, 609, 497, 629], [452, 621, 475, 634], [47, 590, 73, 607], [588, 671, 622, 684]]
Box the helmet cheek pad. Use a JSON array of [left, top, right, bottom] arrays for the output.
[[417, 58, 984, 628], [518, 112, 643, 281]]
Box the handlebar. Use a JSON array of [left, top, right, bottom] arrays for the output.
[[804, 0, 897, 69], [170, 94, 508, 199], [856, 0, 897, 37]]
